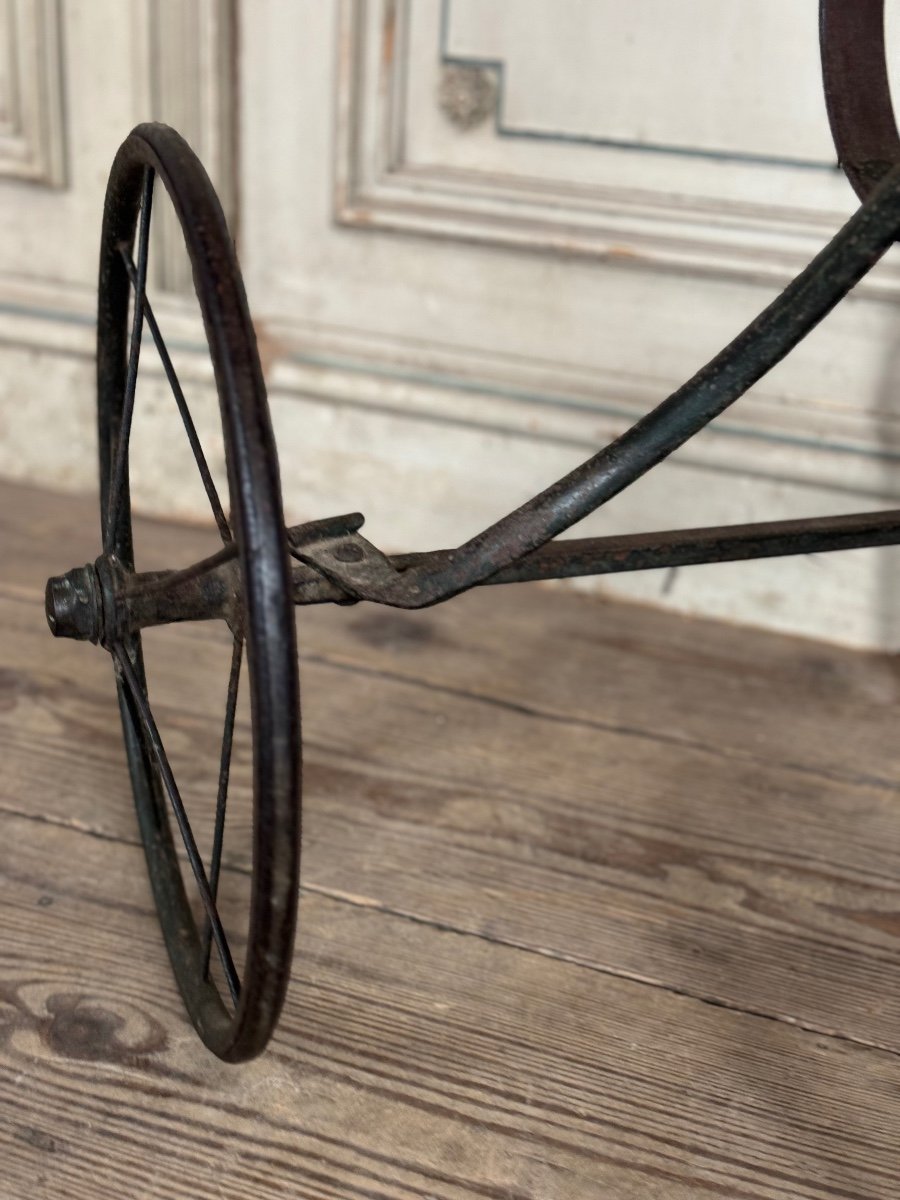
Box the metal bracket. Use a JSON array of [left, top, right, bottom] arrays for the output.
[[286, 513, 415, 605]]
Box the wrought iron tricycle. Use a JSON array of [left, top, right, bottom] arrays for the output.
[[43, 0, 900, 1060]]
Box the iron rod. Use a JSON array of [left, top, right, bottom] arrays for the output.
[[453, 507, 900, 586], [104, 169, 153, 555], [399, 164, 900, 606], [89, 506, 900, 634], [120, 246, 232, 545], [113, 644, 241, 1006], [202, 635, 243, 978], [289, 507, 900, 606]]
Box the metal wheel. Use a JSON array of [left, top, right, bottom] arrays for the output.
[[820, 0, 900, 203], [95, 123, 300, 1061]]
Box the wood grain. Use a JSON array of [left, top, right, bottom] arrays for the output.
[[5, 811, 900, 1200], [4, 479, 900, 1197]]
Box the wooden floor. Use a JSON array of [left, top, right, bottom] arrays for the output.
[[4, 478, 900, 1198]]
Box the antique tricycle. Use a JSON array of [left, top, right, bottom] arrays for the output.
[[43, 0, 900, 1060]]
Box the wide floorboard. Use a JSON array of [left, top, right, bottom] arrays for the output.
[[2, 479, 900, 1199]]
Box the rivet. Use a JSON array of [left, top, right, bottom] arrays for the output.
[[333, 542, 365, 564]]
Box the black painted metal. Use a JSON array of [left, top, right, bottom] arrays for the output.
[[275, 163, 900, 610], [202, 635, 244, 978], [391, 509, 900, 592], [821, 0, 900, 202], [113, 645, 242, 1007], [95, 124, 300, 1062], [120, 246, 233, 545], [42, 1, 900, 1060]]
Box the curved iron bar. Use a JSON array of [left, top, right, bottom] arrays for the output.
[[295, 161, 900, 609], [51, 1, 900, 633], [820, 0, 900, 201]]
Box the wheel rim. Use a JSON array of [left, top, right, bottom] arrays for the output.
[[97, 122, 301, 1062]]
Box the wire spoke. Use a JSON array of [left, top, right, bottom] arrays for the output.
[[118, 246, 232, 546], [105, 168, 154, 555], [202, 634, 243, 977], [113, 644, 241, 1006]]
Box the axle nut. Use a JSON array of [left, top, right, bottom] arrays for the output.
[[45, 565, 102, 642]]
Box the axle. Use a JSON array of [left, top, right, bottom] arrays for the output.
[[45, 506, 900, 643]]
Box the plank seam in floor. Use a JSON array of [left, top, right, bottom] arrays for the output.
[[301, 651, 900, 797], [5, 798, 898, 1062]]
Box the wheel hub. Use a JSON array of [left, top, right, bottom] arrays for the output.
[[45, 562, 103, 643], [45, 554, 130, 645]]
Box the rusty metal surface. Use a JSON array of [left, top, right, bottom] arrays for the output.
[[42, 2, 900, 1060], [46, 503, 900, 632], [48, 123, 302, 1064]]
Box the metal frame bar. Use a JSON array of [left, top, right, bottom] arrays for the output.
[[40, 0, 900, 1066], [48, 1, 900, 631], [62, 507, 900, 639], [292, 162, 900, 609]]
